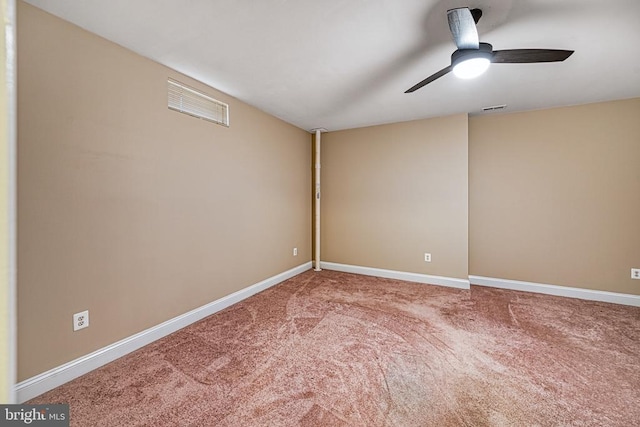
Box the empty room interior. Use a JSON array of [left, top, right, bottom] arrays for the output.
[[2, 0, 640, 425]]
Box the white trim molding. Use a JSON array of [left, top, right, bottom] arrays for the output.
[[16, 262, 312, 403], [320, 262, 470, 289], [3, 0, 17, 404], [469, 275, 640, 307]]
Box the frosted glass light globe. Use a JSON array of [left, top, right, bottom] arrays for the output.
[[452, 57, 491, 79]]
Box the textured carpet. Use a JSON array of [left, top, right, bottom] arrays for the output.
[[30, 270, 640, 426]]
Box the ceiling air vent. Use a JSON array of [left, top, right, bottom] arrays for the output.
[[481, 104, 507, 112]]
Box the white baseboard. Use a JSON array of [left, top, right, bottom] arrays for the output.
[[320, 262, 470, 289], [469, 275, 640, 307], [16, 262, 312, 403]]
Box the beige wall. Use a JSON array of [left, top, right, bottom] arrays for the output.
[[469, 98, 640, 295], [321, 115, 469, 280], [18, 2, 311, 381], [1, 0, 16, 403]]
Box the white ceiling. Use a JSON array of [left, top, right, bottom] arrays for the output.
[[24, 0, 640, 131]]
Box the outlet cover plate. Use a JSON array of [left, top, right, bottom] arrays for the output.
[[424, 253, 431, 262], [73, 310, 89, 331], [632, 268, 640, 280]]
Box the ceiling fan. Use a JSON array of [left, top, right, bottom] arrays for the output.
[[405, 7, 574, 93]]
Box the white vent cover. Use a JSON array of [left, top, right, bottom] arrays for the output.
[[168, 78, 229, 126], [481, 104, 507, 112]]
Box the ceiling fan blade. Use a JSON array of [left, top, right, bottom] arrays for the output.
[[447, 8, 479, 50], [492, 49, 574, 63], [405, 66, 452, 93], [470, 8, 483, 24]]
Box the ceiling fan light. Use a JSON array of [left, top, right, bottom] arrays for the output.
[[452, 57, 490, 79], [450, 43, 493, 80]]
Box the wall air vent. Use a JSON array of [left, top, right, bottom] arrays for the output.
[[168, 78, 229, 127], [481, 104, 507, 112]]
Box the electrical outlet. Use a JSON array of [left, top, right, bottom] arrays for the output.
[[632, 268, 640, 280], [424, 253, 431, 262], [293, 247, 298, 256], [73, 310, 89, 331]]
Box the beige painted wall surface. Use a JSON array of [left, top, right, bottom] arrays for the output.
[[321, 115, 469, 280], [18, 2, 311, 380], [469, 98, 640, 295]]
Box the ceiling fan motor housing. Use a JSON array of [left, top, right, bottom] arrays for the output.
[[451, 42, 493, 66]]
